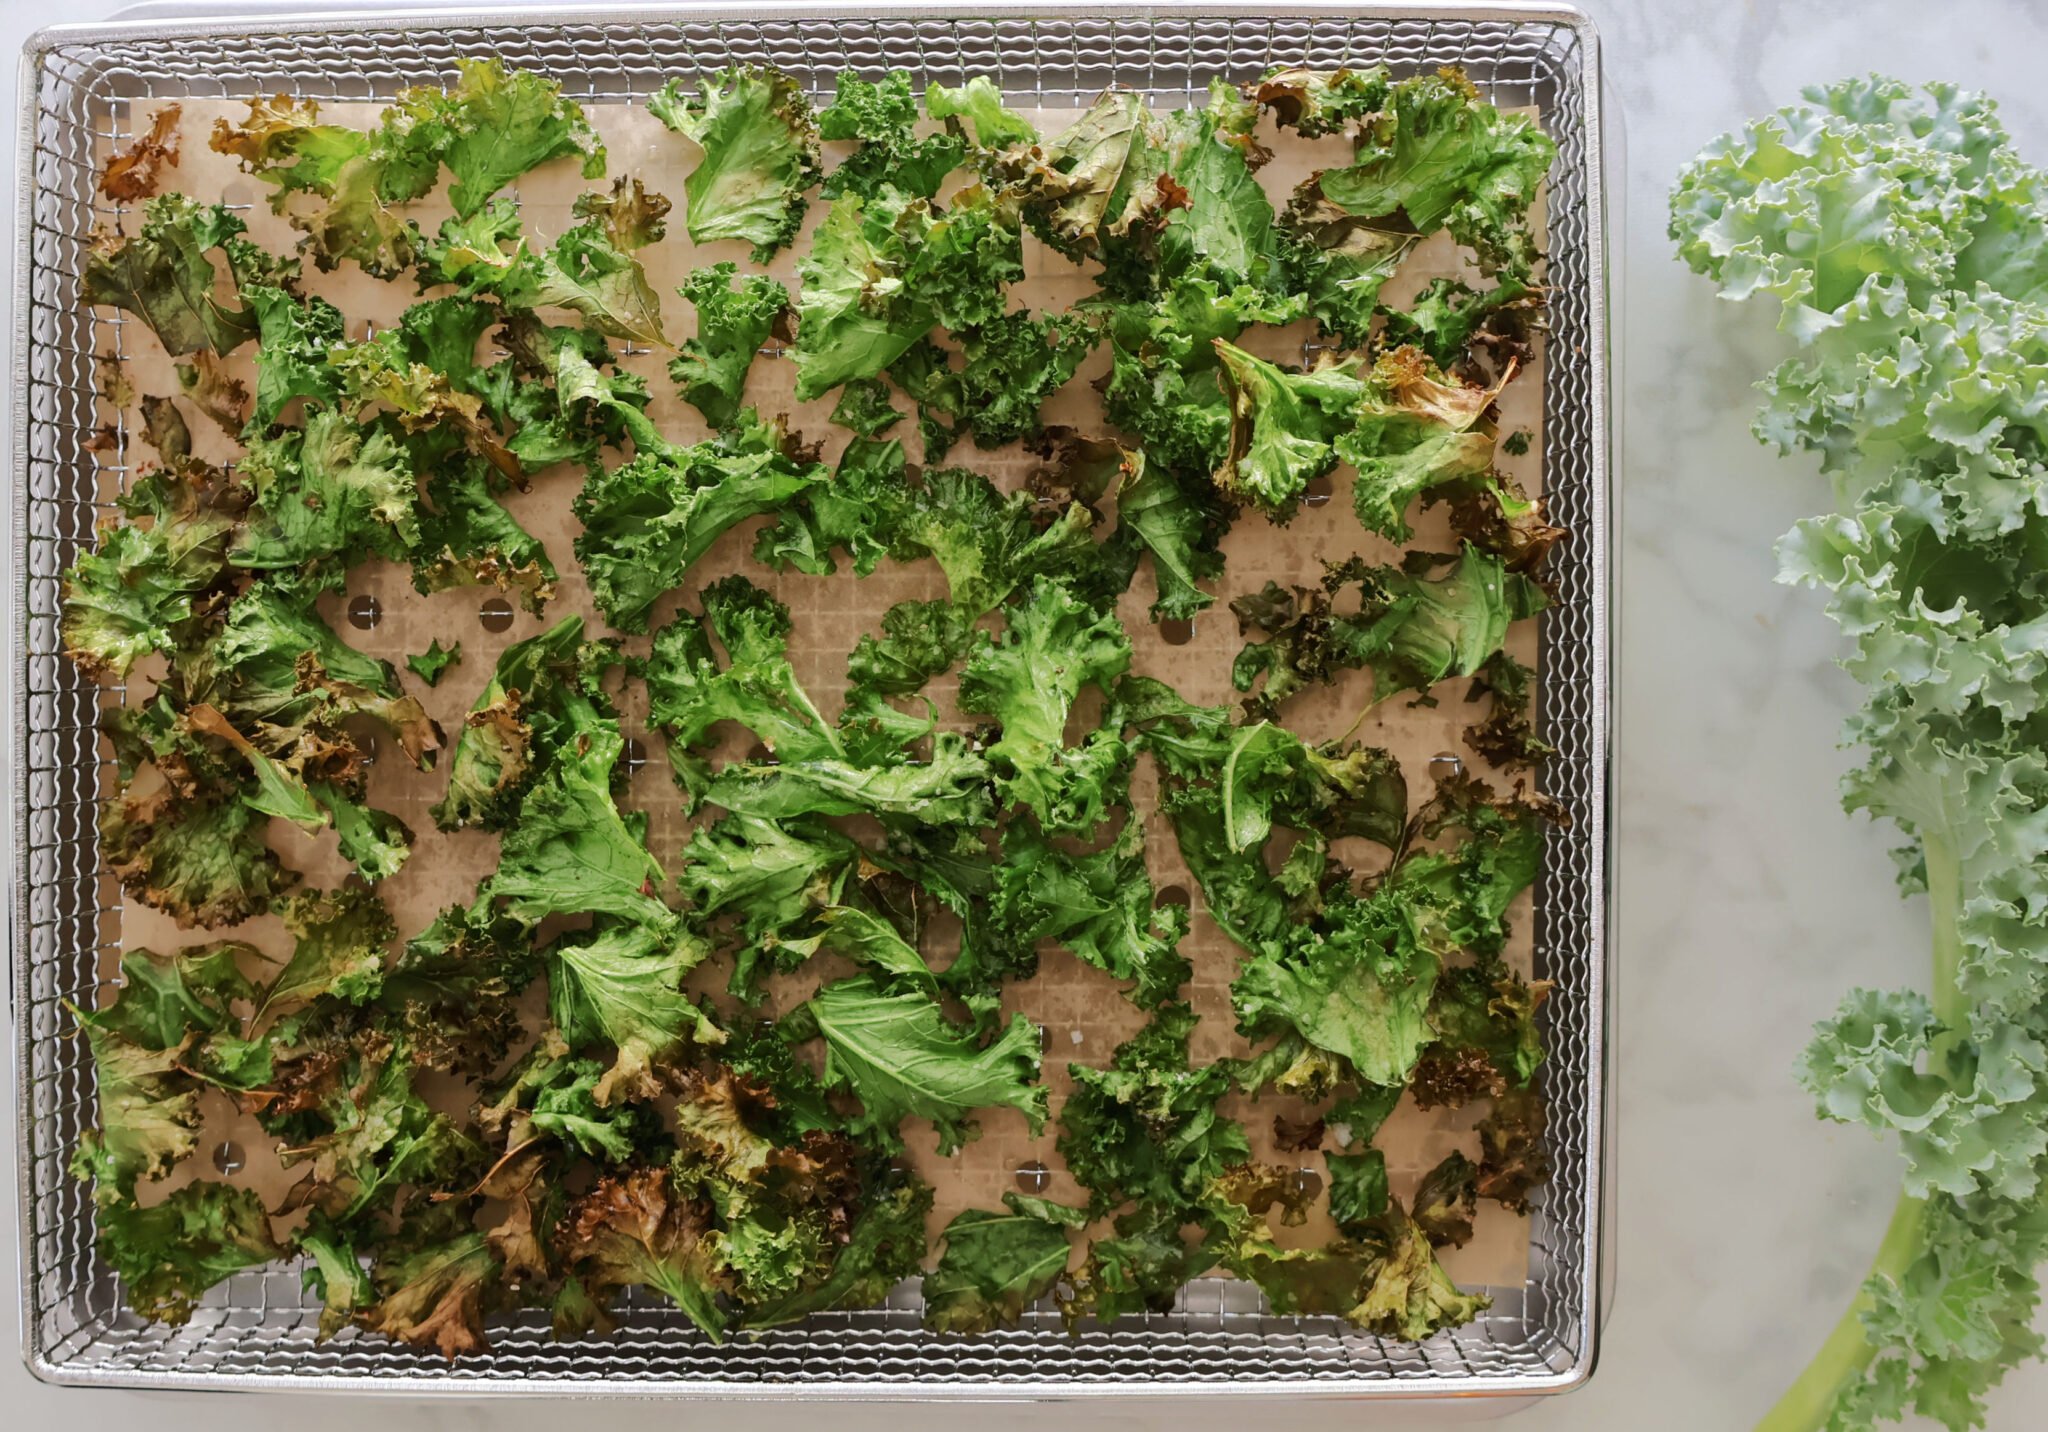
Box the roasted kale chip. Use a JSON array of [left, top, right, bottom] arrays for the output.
[[651, 66, 820, 261], [669, 264, 791, 428], [573, 410, 826, 632]]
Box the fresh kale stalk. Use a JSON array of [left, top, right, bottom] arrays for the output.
[[1674, 77, 2048, 1432]]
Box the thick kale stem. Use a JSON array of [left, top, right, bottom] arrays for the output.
[[1755, 833, 1963, 1431], [1754, 1191, 1926, 1432]]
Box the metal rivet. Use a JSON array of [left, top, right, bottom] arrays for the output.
[[1302, 476, 1334, 508], [1155, 884, 1190, 910], [1159, 617, 1195, 646], [346, 594, 381, 630], [1429, 751, 1465, 780], [1014, 1160, 1051, 1194], [212, 1140, 245, 1176], [479, 596, 515, 632]]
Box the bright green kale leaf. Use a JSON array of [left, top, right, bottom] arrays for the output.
[[243, 284, 345, 427], [818, 69, 966, 201], [792, 186, 1023, 400], [652, 66, 819, 261], [482, 718, 672, 929], [1277, 190, 1421, 348], [751, 433, 911, 578], [1232, 884, 1443, 1088], [549, 919, 719, 1104], [1304, 66, 1555, 281], [805, 974, 1047, 1154], [678, 812, 854, 958], [1150, 84, 1287, 296], [406, 639, 461, 687], [232, 408, 418, 579], [639, 575, 839, 793], [1058, 1001, 1249, 1217], [573, 410, 825, 633], [413, 460, 557, 613], [958, 577, 1133, 834], [69, 944, 259, 1201], [1100, 278, 1306, 475], [1354, 546, 1548, 701], [1213, 339, 1366, 516], [669, 264, 790, 428], [994, 821, 1191, 1008], [922, 1193, 1086, 1333], [1156, 781, 1294, 951], [845, 598, 975, 699], [83, 194, 258, 356], [1108, 443, 1228, 622], [698, 731, 992, 827], [386, 59, 605, 219], [435, 614, 606, 830], [945, 309, 1099, 449], [830, 378, 903, 438], [885, 466, 1099, 617], [927, 77, 1038, 154]]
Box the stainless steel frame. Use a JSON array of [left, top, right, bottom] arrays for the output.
[[8, 2, 1613, 1397]]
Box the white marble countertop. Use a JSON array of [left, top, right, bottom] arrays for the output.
[[6, 0, 2048, 1426]]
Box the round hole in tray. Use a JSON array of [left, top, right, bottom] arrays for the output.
[[346, 594, 381, 630], [358, 732, 379, 767], [1302, 475, 1334, 508], [1155, 884, 1190, 910], [211, 1140, 246, 1176], [619, 737, 648, 775], [746, 742, 778, 765], [1013, 1160, 1051, 1194], [1159, 616, 1195, 646], [1428, 751, 1465, 780], [1290, 1167, 1323, 1201], [479, 596, 516, 633]]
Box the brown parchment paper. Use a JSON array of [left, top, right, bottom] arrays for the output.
[[95, 94, 1547, 1293]]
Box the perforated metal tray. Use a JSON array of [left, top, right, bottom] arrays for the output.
[[8, 1, 1612, 1398]]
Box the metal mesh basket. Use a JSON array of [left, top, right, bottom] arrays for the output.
[[8, 2, 1611, 1397]]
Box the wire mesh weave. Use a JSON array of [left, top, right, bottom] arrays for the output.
[[10, 3, 1609, 1396]]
